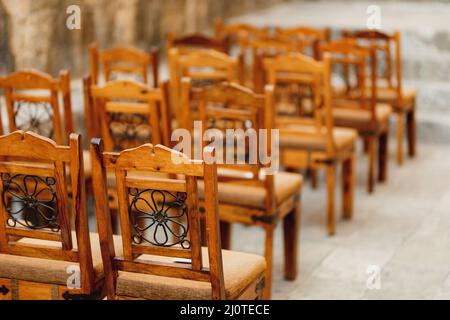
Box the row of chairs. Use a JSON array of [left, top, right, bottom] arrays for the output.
[[0, 20, 416, 300]]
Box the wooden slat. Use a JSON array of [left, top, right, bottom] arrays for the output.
[[0, 161, 54, 177], [131, 244, 192, 259], [114, 258, 211, 282], [5, 227, 61, 242], [125, 176, 187, 193], [6, 242, 79, 262]]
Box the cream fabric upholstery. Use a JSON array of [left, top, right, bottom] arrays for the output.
[[332, 103, 392, 131], [280, 125, 357, 152], [116, 248, 266, 300], [0, 232, 122, 286], [197, 171, 303, 209]]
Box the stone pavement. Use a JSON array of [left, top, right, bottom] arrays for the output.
[[231, 141, 450, 299]]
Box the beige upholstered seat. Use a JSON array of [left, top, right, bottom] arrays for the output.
[[332, 102, 392, 132], [335, 86, 415, 110], [280, 125, 357, 152], [197, 171, 303, 209], [0, 233, 122, 286], [116, 248, 266, 300]]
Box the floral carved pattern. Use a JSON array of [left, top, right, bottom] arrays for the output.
[[14, 101, 54, 138], [128, 189, 190, 249], [1, 174, 59, 232]]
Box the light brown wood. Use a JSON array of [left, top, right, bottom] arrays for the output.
[[0, 69, 74, 145], [89, 42, 159, 88], [320, 39, 391, 193], [182, 80, 302, 298], [263, 52, 355, 235], [91, 140, 254, 300], [342, 30, 417, 165], [168, 48, 243, 125], [0, 131, 98, 299], [84, 79, 171, 152]]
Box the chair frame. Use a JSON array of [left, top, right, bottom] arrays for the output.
[[83, 78, 171, 149], [0, 69, 74, 145], [0, 131, 97, 300], [89, 42, 159, 88], [320, 39, 389, 193], [91, 140, 264, 300], [264, 53, 355, 235], [168, 48, 243, 126], [182, 80, 301, 299], [343, 29, 416, 165], [274, 26, 331, 60]]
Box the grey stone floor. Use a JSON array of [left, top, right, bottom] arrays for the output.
[[230, 140, 450, 299]]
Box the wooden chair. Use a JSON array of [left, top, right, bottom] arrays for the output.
[[168, 48, 243, 126], [0, 131, 106, 300], [90, 141, 266, 300], [214, 19, 270, 53], [84, 78, 171, 220], [248, 37, 305, 93], [320, 39, 392, 193], [264, 53, 357, 235], [83, 78, 171, 150], [181, 80, 303, 299], [342, 30, 416, 165], [275, 26, 330, 60], [89, 42, 159, 87], [167, 32, 228, 54], [0, 69, 73, 145]]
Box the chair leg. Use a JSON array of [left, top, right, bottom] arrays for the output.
[[378, 129, 389, 182], [263, 225, 274, 299], [367, 136, 376, 193], [396, 112, 404, 165], [407, 105, 416, 158], [219, 221, 232, 250], [283, 200, 300, 280], [342, 153, 355, 219], [363, 137, 369, 154], [309, 168, 318, 189], [326, 165, 336, 236]]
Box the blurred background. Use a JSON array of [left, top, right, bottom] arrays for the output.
[[1, 0, 449, 143]]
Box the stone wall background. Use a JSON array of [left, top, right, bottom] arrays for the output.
[[0, 0, 292, 77]]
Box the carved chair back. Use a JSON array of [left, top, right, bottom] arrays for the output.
[[168, 48, 242, 125], [83, 79, 171, 152], [343, 29, 402, 103], [181, 80, 276, 212], [0, 70, 73, 145], [264, 53, 335, 156], [0, 131, 94, 293], [89, 43, 159, 87], [320, 39, 378, 126], [247, 37, 304, 93], [91, 141, 226, 299], [275, 26, 330, 59]]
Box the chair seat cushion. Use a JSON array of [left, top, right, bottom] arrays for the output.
[[280, 125, 357, 152], [332, 102, 392, 132], [116, 248, 266, 300], [0, 232, 122, 286], [197, 171, 303, 209], [335, 86, 416, 110], [367, 87, 416, 107]]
